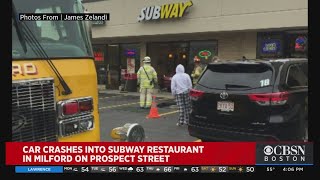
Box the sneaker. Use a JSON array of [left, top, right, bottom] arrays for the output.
[[176, 123, 183, 126]]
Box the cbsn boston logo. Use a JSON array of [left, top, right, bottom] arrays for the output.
[[263, 145, 306, 162]]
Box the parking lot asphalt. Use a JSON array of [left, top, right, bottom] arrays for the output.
[[97, 89, 198, 142]]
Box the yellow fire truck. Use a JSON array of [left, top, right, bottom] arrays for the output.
[[12, 0, 100, 142]]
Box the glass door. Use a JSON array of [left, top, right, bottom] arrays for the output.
[[106, 44, 120, 89], [188, 40, 218, 74], [93, 45, 107, 85], [147, 42, 188, 91]]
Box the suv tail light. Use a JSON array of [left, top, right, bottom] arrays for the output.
[[248, 92, 289, 106], [190, 89, 204, 100], [57, 97, 94, 136]]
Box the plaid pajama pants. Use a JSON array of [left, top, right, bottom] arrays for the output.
[[175, 91, 191, 125]]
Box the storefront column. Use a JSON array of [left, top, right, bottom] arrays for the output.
[[242, 32, 257, 59], [140, 42, 147, 65]]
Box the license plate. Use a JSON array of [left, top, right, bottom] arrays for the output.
[[217, 101, 234, 112]]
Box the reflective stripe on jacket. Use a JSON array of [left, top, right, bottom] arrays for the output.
[[137, 64, 158, 88]]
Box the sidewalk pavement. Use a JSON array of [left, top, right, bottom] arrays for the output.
[[98, 85, 174, 99]]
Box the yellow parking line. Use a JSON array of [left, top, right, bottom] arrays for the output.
[[99, 95, 123, 99], [159, 110, 179, 116], [99, 102, 140, 109], [99, 98, 169, 110]]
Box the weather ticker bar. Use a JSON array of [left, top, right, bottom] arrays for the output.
[[14, 165, 311, 173], [15, 166, 258, 173]]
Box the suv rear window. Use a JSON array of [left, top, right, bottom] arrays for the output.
[[198, 63, 273, 89]]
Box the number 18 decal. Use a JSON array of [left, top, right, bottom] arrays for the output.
[[260, 79, 270, 87]]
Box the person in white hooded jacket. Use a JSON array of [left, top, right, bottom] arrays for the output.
[[171, 64, 192, 126]]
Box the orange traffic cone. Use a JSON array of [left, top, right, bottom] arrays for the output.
[[147, 96, 160, 119]]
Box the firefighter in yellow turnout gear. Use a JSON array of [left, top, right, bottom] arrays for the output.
[[137, 56, 158, 109], [191, 56, 203, 86]]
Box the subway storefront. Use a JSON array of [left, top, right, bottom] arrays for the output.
[[92, 29, 307, 91], [85, 0, 307, 91]]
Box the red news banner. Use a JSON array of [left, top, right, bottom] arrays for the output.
[[6, 142, 256, 165]]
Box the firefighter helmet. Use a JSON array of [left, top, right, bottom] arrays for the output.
[[194, 56, 200, 63], [143, 56, 151, 63]]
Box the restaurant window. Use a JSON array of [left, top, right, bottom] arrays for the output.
[[119, 44, 141, 74], [147, 42, 188, 76], [93, 45, 107, 85], [257, 32, 285, 59], [93, 46, 105, 62], [147, 42, 188, 91], [285, 30, 308, 58], [188, 41, 218, 74]]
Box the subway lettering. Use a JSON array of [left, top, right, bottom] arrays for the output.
[[138, 1, 193, 21]]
